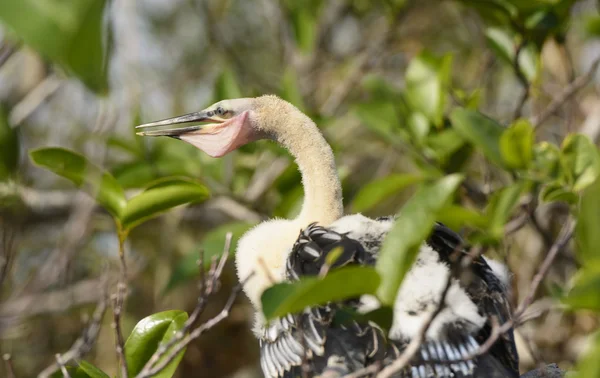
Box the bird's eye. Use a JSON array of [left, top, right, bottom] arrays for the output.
[[216, 107, 227, 116]]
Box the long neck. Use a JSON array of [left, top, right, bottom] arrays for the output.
[[276, 113, 343, 226]]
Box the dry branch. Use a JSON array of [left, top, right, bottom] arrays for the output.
[[37, 291, 109, 378], [135, 233, 249, 378]]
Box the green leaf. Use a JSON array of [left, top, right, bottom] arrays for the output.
[[425, 129, 467, 163], [289, 7, 317, 53], [376, 174, 463, 305], [121, 177, 209, 232], [576, 177, 600, 264], [29, 147, 126, 218], [563, 266, 600, 311], [164, 222, 255, 293], [351, 174, 424, 213], [560, 134, 600, 192], [214, 68, 242, 100], [485, 27, 538, 81], [405, 51, 452, 126], [0, 0, 109, 93], [540, 182, 578, 204], [485, 183, 524, 238], [450, 108, 505, 167], [574, 330, 600, 378], [500, 119, 534, 170], [585, 16, 600, 37], [354, 101, 399, 142], [125, 310, 189, 378], [77, 361, 110, 378], [0, 106, 19, 179], [436, 205, 488, 230], [261, 266, 380, 321], [531, 142, 562, 180], [280, 68, 306, 112]]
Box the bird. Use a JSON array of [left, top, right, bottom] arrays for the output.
[[136, 95, 519, 378]]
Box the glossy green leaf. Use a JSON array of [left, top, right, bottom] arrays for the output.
[[351, 174, 424, 213], [574, 330, 600, 378], [405, 52, 452, 126], [0, 106, 19, 179], [125, 310, 188, 378], [29, 147, 126, 218], [560, 134, 600, 192], [376, 174, 463, 305], [121, 177, 209, 232], [164, 221, 255, 293], [214, 68, 242, 100], [485, 183, 524, 238], [450, 108, 505, 167], [0, 0, 109, 93], [261, 266, 380, 320], [500, 119, 534, 170], [576, 177, 600, 264], [77, 361, 110, 378]]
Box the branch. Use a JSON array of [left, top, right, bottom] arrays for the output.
[[532, 57, 600, 129], [135, 233, 246, 378], [376, 272, 453, 378], [3, 354, 15, 378], [37, 290, 109, 378], [112, 282, 129, 378], [55, 354, 71, 378]]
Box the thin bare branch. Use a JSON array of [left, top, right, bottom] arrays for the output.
[[112, 282, 129, 378], [55, 354, 70, 378], [376, 272, 453, 378], [3, 354, 15, 378], [135, 233, 237, 378], [37, 289, 109, 378], [532, 57, 600, 128], [135, 274, 251, 378]]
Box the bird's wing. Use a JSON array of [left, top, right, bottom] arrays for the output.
[[258, 224, 385, 378], [426, 222, 520, 377]]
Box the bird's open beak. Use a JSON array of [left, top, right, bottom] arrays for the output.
[[135, 111, 224, 137]]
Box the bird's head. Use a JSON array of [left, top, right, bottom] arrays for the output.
[[136, 95, 304, 157]]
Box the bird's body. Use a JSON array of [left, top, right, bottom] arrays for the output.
[[136, 95, 519, 378]]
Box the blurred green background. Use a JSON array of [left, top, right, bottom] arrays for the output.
[[1, 0, 600, 377]]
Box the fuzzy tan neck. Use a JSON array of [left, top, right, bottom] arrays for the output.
[[276, 113, 343, 226]]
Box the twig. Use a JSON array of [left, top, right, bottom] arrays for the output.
[[376, 272, 454, 378], [135, 233, 237, 378], [112, 284, 129, 378], [532, 56, 600, 128], [0, 42, 17, 69], [8, 74, 62, 127], [37, 290, 109, 378], [513, 221, 574, 317], [438, 221, 575, 363], [55, 354, 70, 378], [3, 354, 15, 378], [136, 275, 251, 378]]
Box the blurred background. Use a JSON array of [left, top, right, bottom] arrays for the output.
[[1, 0, 600, 377]]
